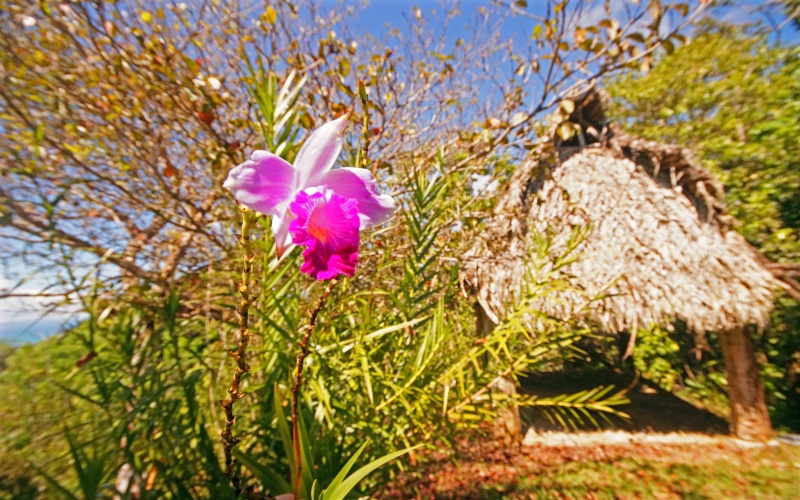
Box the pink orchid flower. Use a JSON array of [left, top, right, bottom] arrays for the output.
[[223, 115, 395, 280]]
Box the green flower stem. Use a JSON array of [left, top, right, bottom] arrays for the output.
[[220, 205, 258, 495], [291, 279, 338, 500]]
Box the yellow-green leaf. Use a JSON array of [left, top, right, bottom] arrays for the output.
[[339, 58, 351, 77], [557, 122, 575, 141], [264, 6, 277, 24]]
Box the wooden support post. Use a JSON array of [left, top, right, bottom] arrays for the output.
[[718, 327, 772, 441], [616, 330, 634, 372]]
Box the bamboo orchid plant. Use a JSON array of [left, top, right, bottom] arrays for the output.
[[219, 80, 415, 499]]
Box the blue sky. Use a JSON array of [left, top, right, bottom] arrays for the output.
[[335, 0, 798, 44]]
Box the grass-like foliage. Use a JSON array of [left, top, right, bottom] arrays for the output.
[[0, 0, 721, 497], [1, 71, 629, 498]]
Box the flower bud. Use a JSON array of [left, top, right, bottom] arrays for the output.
[[356, 79, 368, 103]]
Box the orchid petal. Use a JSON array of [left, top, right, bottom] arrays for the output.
[[288, 189, 360, 280], [223, 151, 296, 216], [294, 114, 350, 189], [300, 247, 358, 280], [317, 167, 396, 227], [272, 213, 294, 258]]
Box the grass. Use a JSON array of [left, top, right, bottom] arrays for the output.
[[385, 439, 800, 499], [514, 446, 800, 500]]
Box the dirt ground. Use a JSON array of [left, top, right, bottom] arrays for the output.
[[381, 371, 799, 499], [381, 435, 799, 499]]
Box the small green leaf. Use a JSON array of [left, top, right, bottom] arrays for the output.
[[34, 123, 45, 145], [625, 32, 646, 44], [559, 99, 575, 115], [673, 3, 689, 16], [557, 122, 575, 141], [339, 59, 351, 77]]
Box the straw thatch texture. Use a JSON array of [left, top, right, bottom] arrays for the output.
[[462, 130, 777, 335]]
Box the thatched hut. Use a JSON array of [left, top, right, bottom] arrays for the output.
[[463, 88, 781, 442]]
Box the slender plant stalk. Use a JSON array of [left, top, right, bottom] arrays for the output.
[[220, 204, 258, 495], [291, 279, 338, 500], [357, 79, 371, 168]]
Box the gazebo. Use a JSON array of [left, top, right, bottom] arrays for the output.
[[463, 88, 779, 442]]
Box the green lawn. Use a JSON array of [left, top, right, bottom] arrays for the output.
[[513, 446, 800, 500], [386, 443, 800, 499]]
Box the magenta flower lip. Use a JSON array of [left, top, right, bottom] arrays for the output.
[[223, 115, 395, 279], [289, 189, 360, 280]]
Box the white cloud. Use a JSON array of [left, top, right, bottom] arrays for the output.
[[578, 0, 629, 28], [472, 174, 499, 195]]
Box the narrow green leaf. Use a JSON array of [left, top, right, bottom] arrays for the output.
[[273, 384, 295, 474], [233, 449, 293, 495], [31, 465, 77, 500], [321, 441, 368, 499], [322, 444, 423, 500]]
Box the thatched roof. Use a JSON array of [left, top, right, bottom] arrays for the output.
[[462, 89, 777, 335]]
